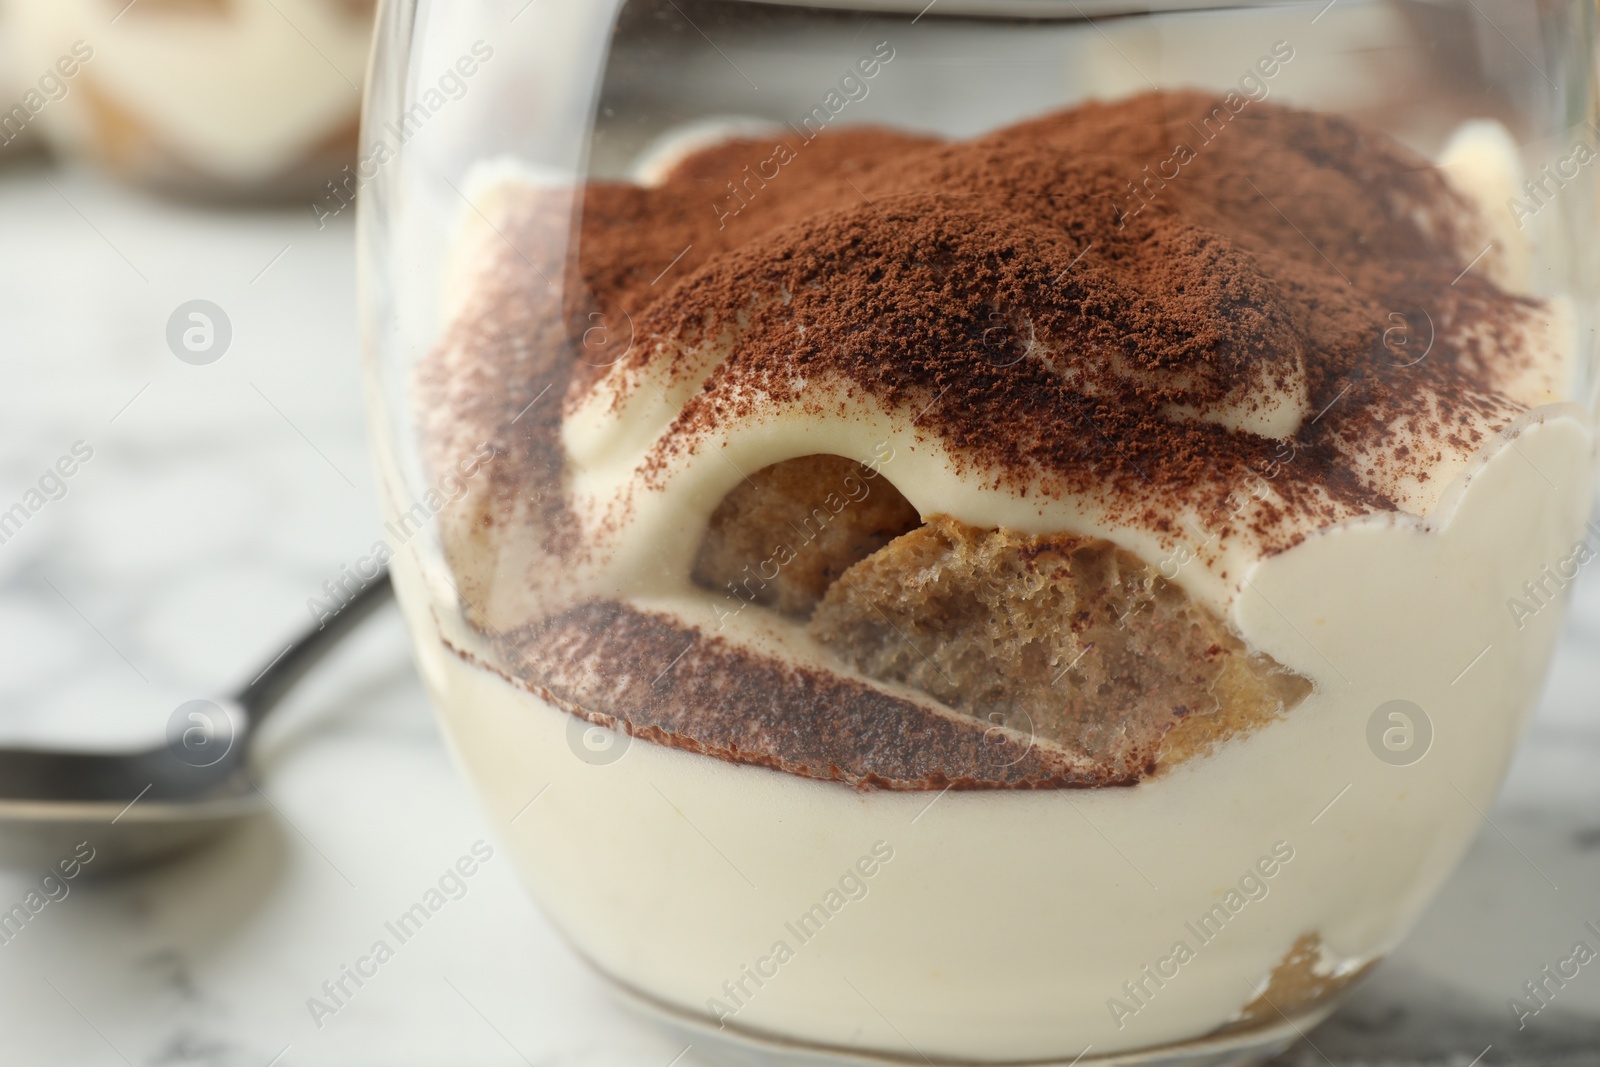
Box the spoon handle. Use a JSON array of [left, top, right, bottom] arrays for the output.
[[232, 569, 396, 723]]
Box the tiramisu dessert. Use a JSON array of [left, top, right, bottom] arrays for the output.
[[387, 90, 1594, 1059]]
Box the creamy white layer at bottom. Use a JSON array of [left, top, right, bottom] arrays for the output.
[[383, 406, 1593, 1059]]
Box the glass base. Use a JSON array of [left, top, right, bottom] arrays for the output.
[[600, 966, 1331, 1067]]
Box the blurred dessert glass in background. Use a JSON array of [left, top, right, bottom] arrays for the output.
[[0, 0, 371, 198]]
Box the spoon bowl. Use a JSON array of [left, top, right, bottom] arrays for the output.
[[0, 573, 393, 874], [0, 791, 263, 874]]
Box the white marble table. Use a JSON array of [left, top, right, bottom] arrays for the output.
[[0, 162, 1595, 1067]]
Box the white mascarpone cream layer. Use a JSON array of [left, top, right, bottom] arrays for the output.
[[392, 402, 1590, 1058]]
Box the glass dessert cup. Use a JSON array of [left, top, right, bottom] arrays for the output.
[[358, 2, 1600, 1064]]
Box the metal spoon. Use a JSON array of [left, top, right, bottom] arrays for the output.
[[0, 571, 395, 873]]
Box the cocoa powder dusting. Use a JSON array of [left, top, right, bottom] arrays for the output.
[[557, 91, 1534, 549], [459, 600, 1134, 791], [417, 92, 1546, 789]]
